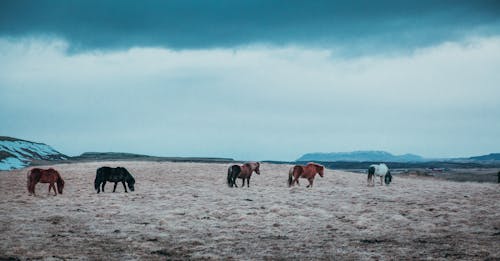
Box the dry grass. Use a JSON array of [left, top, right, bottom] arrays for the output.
[[0, 161, 499, 260]]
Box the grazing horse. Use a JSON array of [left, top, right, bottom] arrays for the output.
[[27, 168, 65, 196], [227, 162, 260, 187], [367, 163, 392, 186], [288, 162, 324, 188], [95, 167, 135, 193]]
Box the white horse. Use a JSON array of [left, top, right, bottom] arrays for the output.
[[367, 163, 392, 186]]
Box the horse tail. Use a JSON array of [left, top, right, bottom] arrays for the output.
[[368, 166, 375, 179], [227, 167, 233, 187], [94, 168, 101, 191], [288, 167, 294, 187], [27, 169, 32, 192]]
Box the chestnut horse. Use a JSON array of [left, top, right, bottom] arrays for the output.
[[27, 168, 65, 196], [227, 162, 260, 187], [288, 162, 324, 188]]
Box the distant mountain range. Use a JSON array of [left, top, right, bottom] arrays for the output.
[[0, 136, 67, 170], [2, 136, 500, 171], [297, 151, 425, 162], [297, 150, 500, 163]]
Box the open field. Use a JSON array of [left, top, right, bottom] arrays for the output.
[[0, 161, 499, 260]]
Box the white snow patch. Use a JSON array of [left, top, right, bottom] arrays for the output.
[[0, 157, 27, 170], [0, 140, 64, 170]]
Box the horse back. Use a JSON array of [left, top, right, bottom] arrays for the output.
[[96, 167, 130, 182], [29, 168, 59, 183]]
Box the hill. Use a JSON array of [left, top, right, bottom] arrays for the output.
[[469, 153, 500, 161], [0, 136, 67, 170], [72, 152, 234, 163], [297, 150, 424, 162]]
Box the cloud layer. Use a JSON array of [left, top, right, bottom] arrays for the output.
[[1, 36, 499, 160], [1, 1, 499, 54]]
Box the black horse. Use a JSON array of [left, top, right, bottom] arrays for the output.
[[95, 167, 135, 193], [227, 165, 241, 187]]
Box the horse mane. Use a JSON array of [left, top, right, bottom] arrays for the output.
[[307, 162, 324, 169]]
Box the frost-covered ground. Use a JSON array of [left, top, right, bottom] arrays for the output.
[[0, 161, 499, 260]]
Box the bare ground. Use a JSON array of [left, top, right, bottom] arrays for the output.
[[0, 161, 499, 260]]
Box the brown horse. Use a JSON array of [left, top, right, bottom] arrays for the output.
[[288, 162, 324, 188], [27, 168, 65, 196], [227, 162, 260, 187]]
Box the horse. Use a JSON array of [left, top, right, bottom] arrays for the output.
[[367, 163, 392, 186], [95, 167, 135, 193], [27, 168, 65, 196], [227, 162, 260, 188], [288, 162, 324, 188]]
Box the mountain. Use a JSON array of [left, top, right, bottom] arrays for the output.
[[297, 151, 425, 162], [468, 153, 500, 161], [0, 136, 67, 170]]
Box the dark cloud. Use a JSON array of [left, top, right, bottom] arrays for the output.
[[1, 0, 499, 54]]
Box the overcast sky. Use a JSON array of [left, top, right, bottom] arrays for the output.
[[1, 1, 499, 161]]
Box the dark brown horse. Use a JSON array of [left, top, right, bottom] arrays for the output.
[[288, 162, 324, 188], [27, 168, 65, 196], [227, 162, 260, 187]]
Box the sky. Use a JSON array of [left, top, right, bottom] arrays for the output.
[[1, 1, 500, 161]]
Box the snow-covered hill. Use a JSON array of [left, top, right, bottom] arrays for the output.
[[0, 137, 67, 170]]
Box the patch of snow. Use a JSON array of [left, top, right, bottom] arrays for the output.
[[0, 140, 65, 170], [0, 156, 27, 170]]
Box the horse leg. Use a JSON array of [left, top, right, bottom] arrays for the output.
[[241, 178, 245, 188], [122, 181, 128, 193], [102, 181, 106, 192], [247, 178, 250, 188], [293, 177, 300, 186], [51, 183, 57, 196], [306, 178, 313, 188], [48, 183, 52, 195], [113, 182, 118, 192]]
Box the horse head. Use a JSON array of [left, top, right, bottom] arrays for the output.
[[56, 177, 65, 194], [384, 171, 392, 185], [317, 165, 324, 177], [308, 162, 324, 177], [120, 168, 135, 191], [127, 176, 135, 191], [254, 162, 261, 175], [245, 162, 260, 175]]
